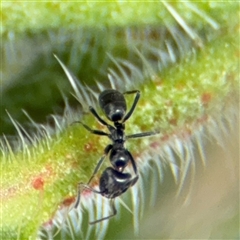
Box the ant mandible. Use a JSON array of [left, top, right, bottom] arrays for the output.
[[74, 89, 159, 224]]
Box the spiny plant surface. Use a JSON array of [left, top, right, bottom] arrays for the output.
[[1, 33, 238, 239], [1, 2, 239, 239]]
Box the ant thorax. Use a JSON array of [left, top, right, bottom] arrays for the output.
[[108, 123, 126, 143]]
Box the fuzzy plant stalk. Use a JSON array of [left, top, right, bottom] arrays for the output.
[[1, 2, 239, 240]]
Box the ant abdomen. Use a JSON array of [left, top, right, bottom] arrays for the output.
[[99, 89, 127, 122], [99, 167, 133, 198]]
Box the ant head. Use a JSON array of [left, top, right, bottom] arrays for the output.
[[99, 89, 127, 122], [109, 148, 129, 172]]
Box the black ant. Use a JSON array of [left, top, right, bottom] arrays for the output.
[[74, 89, 159, 224]]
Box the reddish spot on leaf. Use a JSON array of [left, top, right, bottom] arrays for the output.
[[150, 141, 160, 149], [82, 189, 93, 198], [201, 92, 212, 105], [62, 196, 76, 207], [32, 177, 44, 190], [42, 219, 53, 230], [161, 134, 170, 142]]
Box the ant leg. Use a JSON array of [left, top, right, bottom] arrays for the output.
[[87, 144, 113, 184], [127, 150, 138, 175], [89, 106, 110, 127], [80, 183, 102, 194], [74, 182, 102, 208], [126, 130, 160, 139], [122, 90, 140, 123], [126, 151, 140, 188], [72, 121, 109, 136], [89, 198, 117, 225], [74, 157, 105, 208], [123, 90, 140, 95], [129, 175, 139, 187], [74, 183, 84, 208], [74, 145, 112, 208]]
